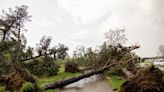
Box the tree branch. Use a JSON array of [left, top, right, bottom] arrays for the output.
[[20, 53, 51, 62]]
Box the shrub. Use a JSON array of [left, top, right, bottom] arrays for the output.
[[0, 61, 8, 75], [21, 82, 34, 92], [65, 61, 80, 73], [21, 82, 43, 92], [23, 56, 59, 77]]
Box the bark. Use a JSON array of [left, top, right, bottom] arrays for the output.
[[20, 53, 51, 62], [122, 68, 133, 77], [2, 31, 6, 41]]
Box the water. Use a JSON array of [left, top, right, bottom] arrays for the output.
[[57, 74, 113, 92]]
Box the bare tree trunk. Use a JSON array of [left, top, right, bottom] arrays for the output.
[[20, 53, 51, 62], [2, 31, 6, 41]]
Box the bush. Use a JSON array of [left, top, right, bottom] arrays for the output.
[[0, 61, 8, 75], [23, 56, 59, 77], [21, 82, 34, 92], [65, 61, 80, 73], [21, 82, 43, 92]]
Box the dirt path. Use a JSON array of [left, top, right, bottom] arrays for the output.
[[58, 75, 113, 92]]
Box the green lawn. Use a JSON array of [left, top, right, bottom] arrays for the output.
[[107, 75, 125, 92], [38, 67, 80, 92]]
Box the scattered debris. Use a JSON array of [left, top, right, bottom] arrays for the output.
[[120, 66, 164, 92]]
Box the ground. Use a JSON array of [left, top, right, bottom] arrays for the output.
[[58, 77, 113, 92]]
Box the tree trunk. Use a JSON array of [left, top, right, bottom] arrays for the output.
[[2, 31, 6, 41], [44, 63, 116, 90]]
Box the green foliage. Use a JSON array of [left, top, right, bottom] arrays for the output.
[[56, 43, 69, 59], [0, 86, 6, 92], [23, 56, 59, 77], [107, 74, 125, 92], [22, 46, 34, 60], [0, 5, 70, 92], [0, 40, 17, 75], [21, 82, 35, 92], [38, 67, 79, 92], [64, 61, 80, 73], [21, 82, 43, 92], [0, 41, 17, 52], [0, 61, 9, 75]]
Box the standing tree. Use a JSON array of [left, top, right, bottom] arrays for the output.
[[0, 5, 31, 70], [105, 28, 127, 46], [56, 43, 68, 59], [158, 45, 164, 56], [36, 36, 52, 56], [0, 5, 31, 41]]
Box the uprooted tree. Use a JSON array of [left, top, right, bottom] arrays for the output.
[[120, 65, 164, 92]]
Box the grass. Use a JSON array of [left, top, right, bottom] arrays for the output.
[[38, 66, 79, 84], [38, 67, 80, 92], [107, 74, 125, 92], [0, 86, 6, 92]]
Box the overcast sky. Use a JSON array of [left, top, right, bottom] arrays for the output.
[[0, 0, 164, 57]]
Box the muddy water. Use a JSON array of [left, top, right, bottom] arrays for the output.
[[58, 74, 113, 92]]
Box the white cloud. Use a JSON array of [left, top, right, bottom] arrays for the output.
[[1, 0, 164, 57], [58, 0, 114, 24]]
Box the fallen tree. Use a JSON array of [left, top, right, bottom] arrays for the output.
[[44, 45, 140, 90], [44, 62, 117, 90]]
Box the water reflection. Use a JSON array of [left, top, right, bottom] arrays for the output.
[[58, 74, 113, 92]]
